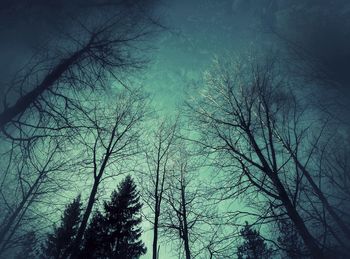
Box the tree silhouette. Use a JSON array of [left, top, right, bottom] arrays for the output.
[[67, 89, 146, 259], [82, 175, 146, 258], [277, 219, 306, 258], [141, 119, 178, 259], [80, 212, 107, 259], [15, 231, 37, 259], [188, 56, 326, 258], [237, 222, 273, 259], [41, 196, 82, 259]]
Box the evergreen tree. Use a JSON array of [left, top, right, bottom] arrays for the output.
[[237, 222, 273, 259], [41, 196, 82, 259], [80, 211, 108, 259], [82, 175, 146, 259]]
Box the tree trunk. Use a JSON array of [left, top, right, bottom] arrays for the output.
[[0, 45, 88, 129], [0, 172, 42, 248], [247, 132, 324, 258], [153, 147, 162, 259], [152, 210, 159, 259], [290, 151, 350, 240], [269, 173, 324, 259], [181, 185, 191, 259], [64, 178, 100, 259]]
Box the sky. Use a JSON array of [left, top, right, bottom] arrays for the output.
[[143, 0, 261, 113], [140, 1, 271, 257], [1, 0, 349, 118], [140, 0, 350, 113], [1, 0, 350, 258], [139, 1, 350, 257]]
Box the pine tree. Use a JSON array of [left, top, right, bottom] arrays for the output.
[[82, 175, 146, 258], [41, 196, 82, 259], [80, 211, 108, 259], [237, 222, 273, 259]]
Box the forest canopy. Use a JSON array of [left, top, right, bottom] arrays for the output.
[[0, 0, 349, 258]]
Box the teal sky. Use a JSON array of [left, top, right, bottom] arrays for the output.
[[142, 0, 265, 115], [2, 1, 350, 258], [139, 1, 264, 257]]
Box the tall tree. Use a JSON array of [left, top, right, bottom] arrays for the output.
[[66, 89, 146, 258], [0, 2, 160, 256], [188, 56, 327, 258], [162, 144, 208, 259], [80, 212, 107, 259], [0, 0, 158, 131], [237, 222, 273, 259], [41, 196, 82, 259], [141, 119, 177, 259], [82, 175, 146, 258], [0, 139, 70, 255]]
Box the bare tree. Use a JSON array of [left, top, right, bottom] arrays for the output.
[[64, 87, 147, 258], [140, 119, 178, 259], [0, 0, 159, 136], [271, 106, 350, 241], [1, 20, 153, 129], [161, 144, 209, 259], [0, 2, 160, 256], [187, 56, 329, 258], [0, 136, 72, 256]]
